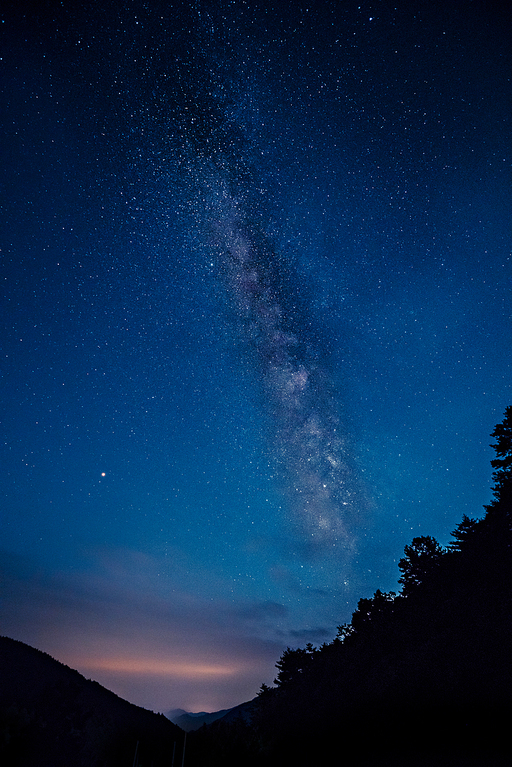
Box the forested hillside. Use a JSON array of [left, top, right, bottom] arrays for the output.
[[189, 407, 512, 766], [0, 637, 184, 767], [3, 409, 510, 766]]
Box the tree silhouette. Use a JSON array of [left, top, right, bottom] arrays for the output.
[[199, 408, 512, 766], [486, 404, 512, 520], [448, 514, 480, 552], [397, 535, 446, 595], [350, 589, 397, 635], [273, 644, 316, 687]]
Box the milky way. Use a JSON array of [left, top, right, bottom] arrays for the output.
[[165, 21, 364, 552], [187, 154, 361, 552]]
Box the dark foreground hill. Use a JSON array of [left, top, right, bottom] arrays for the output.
[[0, 636, 184, 767]]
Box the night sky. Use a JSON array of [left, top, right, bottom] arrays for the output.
[[1, 0, 511, 713]]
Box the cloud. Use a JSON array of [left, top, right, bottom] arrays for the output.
[[286, 626, 332, 644], [0, 547, 284, 712], [82, 657, 237, 679], [233, 600, 289, 622]]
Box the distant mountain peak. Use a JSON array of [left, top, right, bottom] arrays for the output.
[[165, 699, 256, 731]]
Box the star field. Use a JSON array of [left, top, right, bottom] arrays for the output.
[[1, 0, 511, 712]]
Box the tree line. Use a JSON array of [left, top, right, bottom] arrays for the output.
[[189, 407, 512, 766]]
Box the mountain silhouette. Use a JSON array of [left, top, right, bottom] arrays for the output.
[[167, 699, 256, 731], [0, 636, 184, 767]]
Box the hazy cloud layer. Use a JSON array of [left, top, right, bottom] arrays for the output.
[[0, 547, 328, 712]]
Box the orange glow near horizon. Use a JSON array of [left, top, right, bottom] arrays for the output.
[[73, 656, 239, 679]]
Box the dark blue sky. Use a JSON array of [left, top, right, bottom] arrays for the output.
[[1, 0, 511, 712]]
